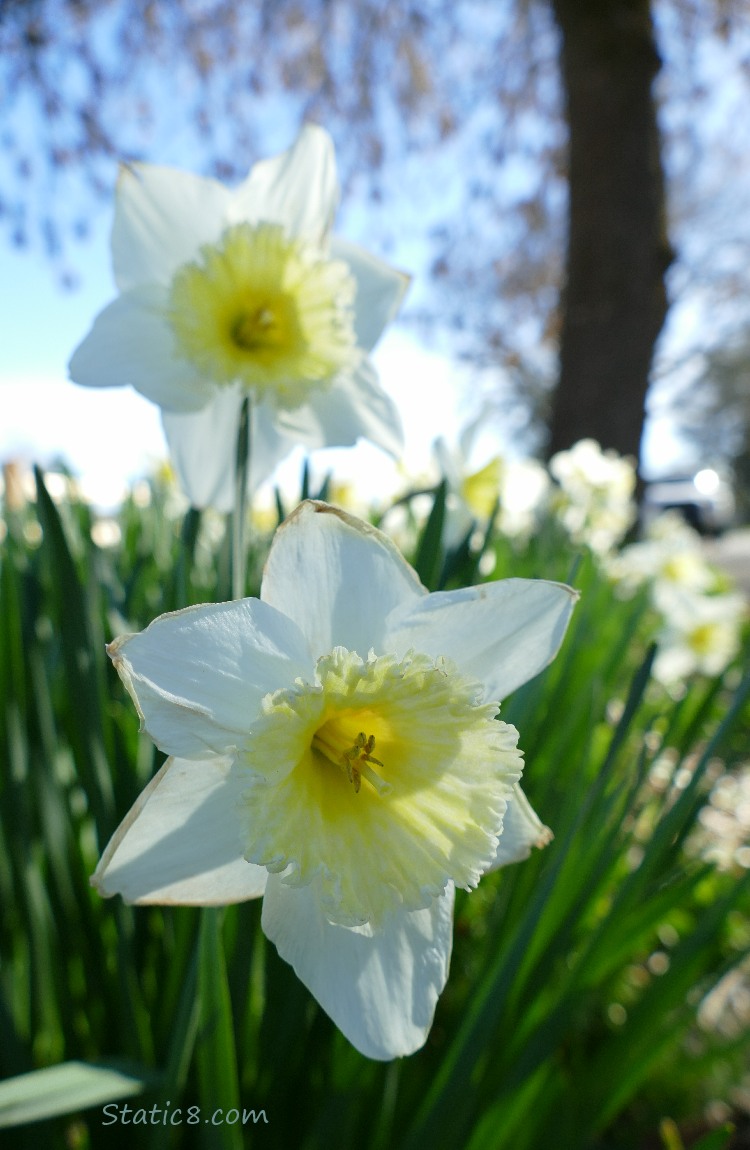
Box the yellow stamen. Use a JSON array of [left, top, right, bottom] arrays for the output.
[[312, 724, 391, 796], [231, 306, 282, 351]]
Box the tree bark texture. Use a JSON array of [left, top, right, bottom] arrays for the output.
[[547, 0, 673, 465]]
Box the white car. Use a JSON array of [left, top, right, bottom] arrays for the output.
[[643, 469, 735, 535]]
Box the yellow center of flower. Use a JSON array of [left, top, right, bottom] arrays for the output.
[[238, 646, 523, 928], [166, 222, 359, 406], [661, 554, 703, 585], [231, 306, 284, 352], [688, 622, 718, 656], [461, 457, 502, 520]]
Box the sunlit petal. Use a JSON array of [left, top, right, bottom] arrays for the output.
[[331, 237, 411, 351], [386, 578, 579, 700], [260, 501, 424, 658], [161, 388, 298, 512], [112, 162, 230, 291], [68, 286, 209, 412], [92, 756, 267, 905], [228, 123, 338, 242], [108, 599, 314, 759], [274, 357, 404, 459]]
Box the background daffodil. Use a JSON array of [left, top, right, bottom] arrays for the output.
[[68, 125, 409, 511], [93, 501, 578, 1060]]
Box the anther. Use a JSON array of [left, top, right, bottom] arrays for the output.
[[231, 306, 278, 350], [341, 732, 390, 797]]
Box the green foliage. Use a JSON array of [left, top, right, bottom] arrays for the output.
[[1, 469, 748, 1149], [0, 1061, 156, 1128]]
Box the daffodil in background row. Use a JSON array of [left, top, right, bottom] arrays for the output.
[[433, 433, 551, 548], [429, 430, 635, 558], [69, 125, 408, 512], [608, 512, 720, 598], [549, 437, 637, 554], [651, 584, 746, 685], [94, 502, 577, 1060], [608, 512, 747, 686]]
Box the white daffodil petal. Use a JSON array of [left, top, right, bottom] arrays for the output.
[[486, 783, 553, 871], [261, 875, 454, 1060], [313, 359, 405, 458], [68, 286, 209, 412], [274, 358, 404, 460], [161, 389, 243, 513], [386, 578, 578, 701], [228, 124, 338, 242], [108, 600, 314, 759], [331, 237, 411, 351], [92, 756, 267, 905], [162, 388, 297, 512], [112, 162, 230, 291], [261, 501, 425, 658], [432, 436, 463, 493], [251, 402, 301, 487], [652, 646, 695, 686]]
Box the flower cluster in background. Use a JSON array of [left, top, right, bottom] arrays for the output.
[[610, 512, 747, 687], [419, 431, 747, 691], [425, 434, 636, 558], [549, 437, 637, 554]]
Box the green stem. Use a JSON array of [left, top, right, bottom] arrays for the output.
[[174, 506, 202, 608], [196, 908, 243, 1150], [231, 396, 252, 600]]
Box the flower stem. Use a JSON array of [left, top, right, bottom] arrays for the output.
[[232, 396, 252, 600]]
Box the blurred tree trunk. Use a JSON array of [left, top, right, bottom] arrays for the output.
[[547, 0, 673, 465]]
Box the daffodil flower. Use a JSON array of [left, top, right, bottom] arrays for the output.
[[550, 438, 636, 554], [607, 512, 720, 597], [652, 586, 746, 684], [433, 434, 551, 548], [69, 126, 409, 511], [93, 502, 577, 1059]]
